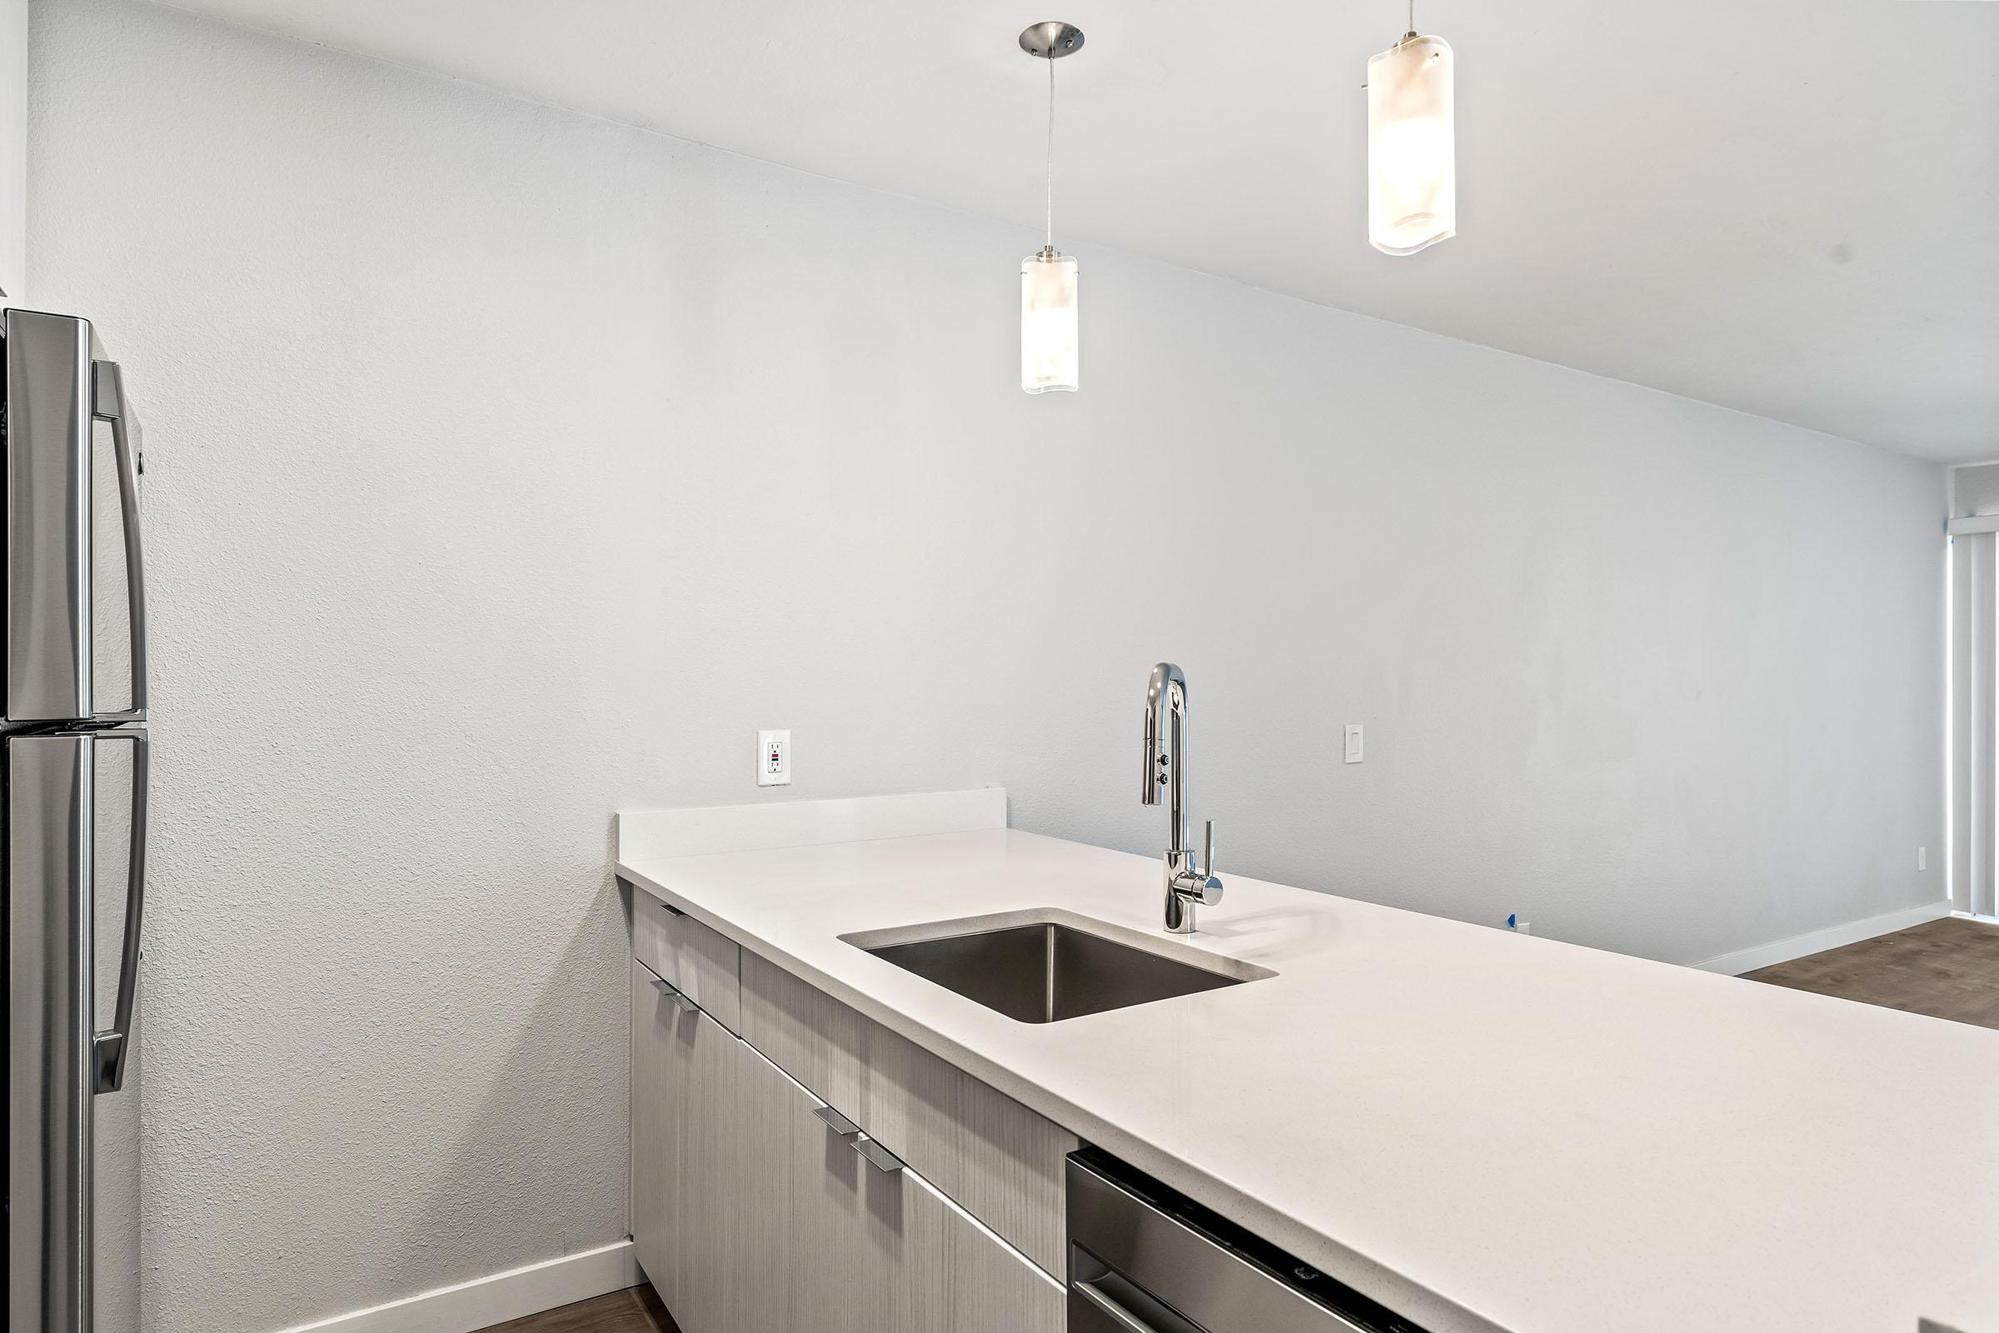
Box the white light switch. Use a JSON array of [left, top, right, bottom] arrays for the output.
[[1343, 723, 1364, 764], [757, 729, 791, 786], [1918, 845, 1928, 872]]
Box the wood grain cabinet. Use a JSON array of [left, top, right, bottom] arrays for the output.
[[632, 892, 742, 1034], [632, 957, 1064, 1333], [734, 1038, 1065, 1333], [740, 950, 1077, 1275], [631, 956, 748, 1330], [630, 960, 681, 1312]]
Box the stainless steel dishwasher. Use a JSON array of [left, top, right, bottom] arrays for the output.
[[1066, 1149, 1430, 1333]]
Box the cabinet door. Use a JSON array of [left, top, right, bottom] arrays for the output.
[[731, 1044, 791, 1333], [630, 961, 680, 1312], [655, 1015, 1061, 1333], [676, 1005, 743, 1333], [732, 1040, 1062, 1333], [855, 1133, 1064, 1333], [733, 1039, 898, 1333], [928, 1181, 1066, 1333]]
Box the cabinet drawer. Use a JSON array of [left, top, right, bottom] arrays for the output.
[[632, 890, 742, 1034], [864, 1020, 1075, 1281], [739, 950, 1077, 1278], [739, 950, 868, 1125]]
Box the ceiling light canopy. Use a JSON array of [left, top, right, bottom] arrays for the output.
[[1019, 20, 1083, 394], [1367, 8, 1456, 256]]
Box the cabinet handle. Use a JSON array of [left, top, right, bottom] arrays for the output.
[[851, 1133, 905, 1175], [808, 1103, 900, 1171], [649, 974, 699, 1013], [811, 1103, 861, 1136]]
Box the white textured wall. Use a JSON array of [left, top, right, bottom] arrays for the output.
[[1, 0, 24, 296], [28, 0, 1947, 1328]]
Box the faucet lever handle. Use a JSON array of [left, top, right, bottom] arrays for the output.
[[1175, 819, 1223, 911], [1194, 821, 1223, 906]]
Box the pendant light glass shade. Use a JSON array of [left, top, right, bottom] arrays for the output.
[[1018, 22, 1084, 394], [1021, 249, 1079, 394], [1367, 33, 1455, 256]]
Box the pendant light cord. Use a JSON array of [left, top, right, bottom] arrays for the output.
[[1044, 53, 1056, 253]]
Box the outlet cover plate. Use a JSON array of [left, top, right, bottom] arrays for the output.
[[758, 729, 792, 786]]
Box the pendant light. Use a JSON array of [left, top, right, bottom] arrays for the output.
[[1367, 1, 1455, 255], [1019, 21, 1084, 394]]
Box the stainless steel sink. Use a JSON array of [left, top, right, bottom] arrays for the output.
[[844, 913, 1271, 1023]]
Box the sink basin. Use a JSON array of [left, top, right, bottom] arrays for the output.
[[843, 912, 1272, 1023]]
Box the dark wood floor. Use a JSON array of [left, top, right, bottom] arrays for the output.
[[1745, 915, 1999, 1028], [475, 1285, 675, 1333]]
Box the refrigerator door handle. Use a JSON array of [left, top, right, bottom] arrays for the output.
[[91, 728, 149, 1094], [92, 359, 149, 722]]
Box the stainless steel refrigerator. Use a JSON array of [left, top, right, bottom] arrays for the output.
[[4, 307, 149, 1333]]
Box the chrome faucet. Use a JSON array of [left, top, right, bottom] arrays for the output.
[[1141, 662, 1223, 933]]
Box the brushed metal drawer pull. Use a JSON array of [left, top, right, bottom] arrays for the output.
[[851, 1133, 905, 1175], [812, 1103, 861, 1136], [649, 975, 699, 1013]]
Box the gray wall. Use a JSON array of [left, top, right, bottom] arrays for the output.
[[1, 0, 22, 296], [28, 0, 1947, 1328]]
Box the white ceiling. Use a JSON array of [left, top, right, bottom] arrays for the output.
[[163, 0, 1999, 462]]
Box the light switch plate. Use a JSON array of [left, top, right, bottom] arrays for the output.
[[757, 729, 792, 786], [1343, 723, 1364, 764]]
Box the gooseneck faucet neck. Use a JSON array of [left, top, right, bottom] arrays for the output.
[[1141, 662, 1189, 854], [1140, 662, 1221, 933]]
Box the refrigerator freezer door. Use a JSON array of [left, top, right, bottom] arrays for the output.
[[4, 309, 97, 723], [6, 731, 95, 1330]]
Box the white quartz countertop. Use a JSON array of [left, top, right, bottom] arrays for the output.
[[616, 818, 1999, 1333]]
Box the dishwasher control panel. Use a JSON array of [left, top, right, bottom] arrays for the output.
[[1066, 1149, 1430, 1333]]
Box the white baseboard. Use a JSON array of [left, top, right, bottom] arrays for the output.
[[272, 1239, 638, 1333], [1692, 899, 1953, 976]]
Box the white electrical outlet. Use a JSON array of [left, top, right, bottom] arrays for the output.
[[1918, 845, 1928, 872], [757, 729, 791, 787], [1343, 723, 1364, 764]]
